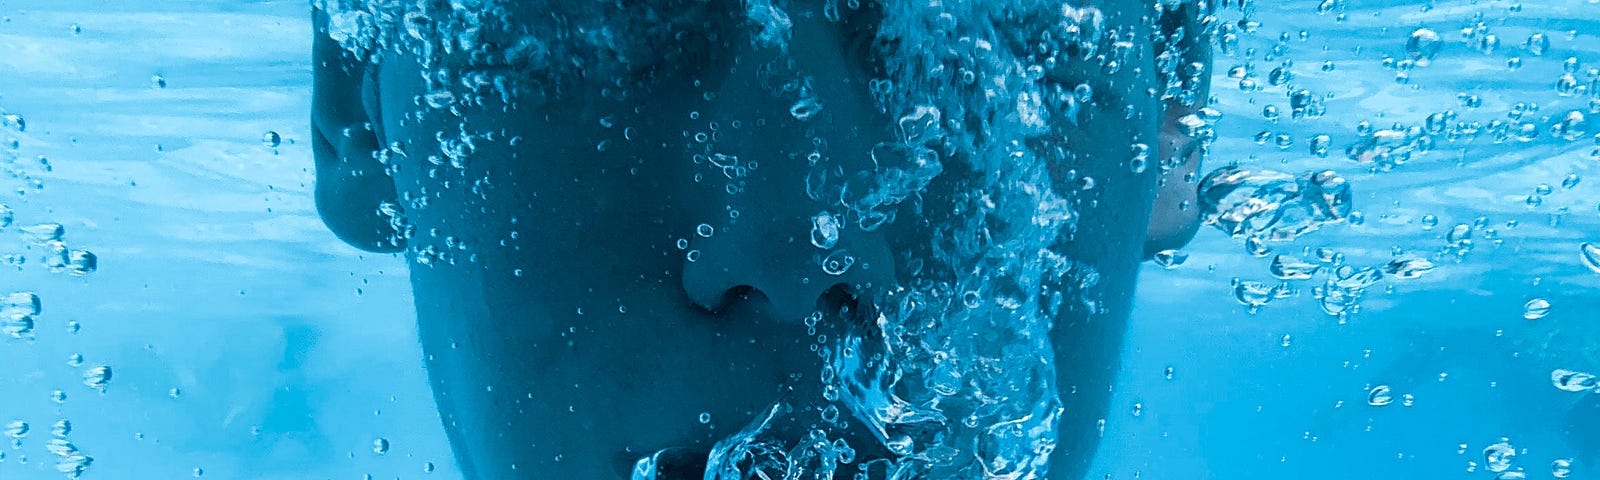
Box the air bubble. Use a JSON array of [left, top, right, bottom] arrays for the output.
[[810, 212, 840, 249], [2, 114, 25, 132], [1580, 243, 1600, 273], [1552, 458, 1572, 478], [1406, 29, 1442, 62], [22, 223, 64, 244], [790, 97, 823, 121], [1447, 224, 1473, 248], [4, 292, 40, 316], [1129, 144, 1149, 173], [2, 314, 33, 338], [1232, 281, 1273, 312], [1367, 385, 1393, 406], [1551, 369, 1597, 392], [1073, 84, 1093, 103], [1479, 34, 1501, 54], [44, 241, 70, 272], [4, 421, 27, 439], [66, 250, 97, 275], [1483, 442, 1515, 473], [1246, 236, 1271, 257], [1334, 266, 1383, 289], [262, 131, 282, 148], [373, 438, 390, 454], [1270, 255, 1319, 280], [897, 105, 941, 142], [1526, 33, 1550, 56], [1309, 134, 1331, 157], [1268, 66, 1292, 86], [1383, 257, 1435, 279], [1523, 298, 1551, 320], [821, 250, 855, 276], [695, 224, 714, 238], [81, 366, 112, 391], [1152, 250, 1188, 269]]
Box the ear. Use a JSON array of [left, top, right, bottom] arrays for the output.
[[1143, 0, 1215, 259], [1143, 108, 1204, 259], [311, 7, 405, 253]]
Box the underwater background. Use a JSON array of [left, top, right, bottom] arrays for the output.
[[0, 0, 1598, 479]]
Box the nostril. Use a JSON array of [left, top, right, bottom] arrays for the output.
[[679, 256, 741, 313], [687, 284, 757, 314], [816, 283, 877, 331], [681, 245, 890, 322]]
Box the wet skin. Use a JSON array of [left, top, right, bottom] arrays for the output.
[[312, 1, 1210, 479]]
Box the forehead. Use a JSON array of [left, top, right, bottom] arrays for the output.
[[421, 1, 740, 74]]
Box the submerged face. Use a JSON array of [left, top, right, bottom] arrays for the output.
[[341, 3, 906, 477], [313, 0, 1190, 478]]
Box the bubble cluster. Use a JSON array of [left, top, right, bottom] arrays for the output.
[[1198, 167, 1353, 243], [797, 1, 1201, 476]]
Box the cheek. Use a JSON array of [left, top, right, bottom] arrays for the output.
[[1159, 127, 1199, 166]]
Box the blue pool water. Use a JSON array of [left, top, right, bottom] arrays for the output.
[[1, 0, 1598, 479]]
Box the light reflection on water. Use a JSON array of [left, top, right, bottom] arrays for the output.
[[0, 0, 1596, 479]]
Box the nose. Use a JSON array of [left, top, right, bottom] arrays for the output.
[[680, 5, 898, 322], [681, 207, 896, 321]]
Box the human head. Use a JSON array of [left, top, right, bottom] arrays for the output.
[[311, 0, 1203, 478]]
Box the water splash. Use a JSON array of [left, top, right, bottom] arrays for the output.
[[704, 402, 855, 480], [812, 1, 1161, 477]]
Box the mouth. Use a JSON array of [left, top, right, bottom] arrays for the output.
[[626, 446, 710, 480]]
